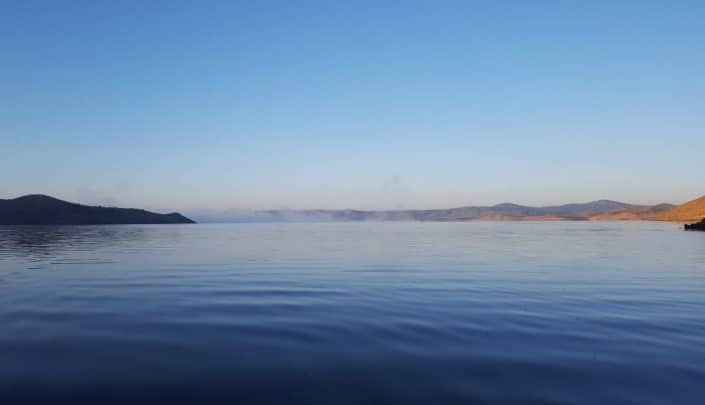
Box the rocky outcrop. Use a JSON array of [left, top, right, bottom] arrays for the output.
[[685, 219, 705, 231]]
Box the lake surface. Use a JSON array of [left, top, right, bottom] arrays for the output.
[[1, 222, 705, 404]]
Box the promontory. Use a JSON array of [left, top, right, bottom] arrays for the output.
[[0, 195, 194, 225]]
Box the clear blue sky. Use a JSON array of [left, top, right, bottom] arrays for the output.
[[2, 1, 704, 211]]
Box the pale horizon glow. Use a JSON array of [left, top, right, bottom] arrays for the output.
[[2, 1, 704, 213]]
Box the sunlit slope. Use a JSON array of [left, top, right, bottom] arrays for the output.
[[655, 195, 705, 222]]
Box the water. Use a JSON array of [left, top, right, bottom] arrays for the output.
[[1, 222, 705, 404]]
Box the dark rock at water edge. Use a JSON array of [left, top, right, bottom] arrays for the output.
[[685, 219, 705, 231], [0, 195, 195, 225]]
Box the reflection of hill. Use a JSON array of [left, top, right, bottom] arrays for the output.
[[0, 226, 147, 261], [0, 225, 191, 267]]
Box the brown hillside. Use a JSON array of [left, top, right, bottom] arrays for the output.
[[654, 195, 705, 222], [589, 212, 642, 221]]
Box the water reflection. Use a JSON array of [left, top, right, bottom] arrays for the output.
[[0, 225, 188, 269], [1, 222, 705, 404]]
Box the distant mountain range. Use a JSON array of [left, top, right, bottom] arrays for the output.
[[195, 200, 679, 223], [4, 194, 703, 225], [0, 195, 194, 225]]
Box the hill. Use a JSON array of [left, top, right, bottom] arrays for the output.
[[654, 195, 705, 222], [0, 195, 195, 225], [587, 203, 675, 221]]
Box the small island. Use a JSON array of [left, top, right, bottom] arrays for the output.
[[0, 195, 194, 225]]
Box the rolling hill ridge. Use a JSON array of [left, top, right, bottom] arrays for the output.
[[654, 195, 705, 222]]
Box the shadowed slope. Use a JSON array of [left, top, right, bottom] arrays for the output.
[[0, 195, 195, 225]]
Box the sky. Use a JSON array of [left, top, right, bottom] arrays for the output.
[[2, 1, 704, 212]]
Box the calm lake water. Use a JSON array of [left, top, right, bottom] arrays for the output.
[[1, 222, 705, 404]]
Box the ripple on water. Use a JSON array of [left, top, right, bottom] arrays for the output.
[[1, 222, 705, 404]]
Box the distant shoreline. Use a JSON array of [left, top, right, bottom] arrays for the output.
[[189, 199, 683, 223], [3, 193, 702, 225]]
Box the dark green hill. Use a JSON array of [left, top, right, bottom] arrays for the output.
[[0, 195, 194, 225]]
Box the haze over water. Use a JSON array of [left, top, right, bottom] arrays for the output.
[[2, 222, 705, 404]]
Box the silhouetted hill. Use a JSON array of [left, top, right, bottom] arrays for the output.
[[654, 195, 705, 222], [0, 195, 195, 225]]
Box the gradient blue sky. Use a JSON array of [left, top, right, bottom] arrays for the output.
[[2, 1, 704, 211]]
